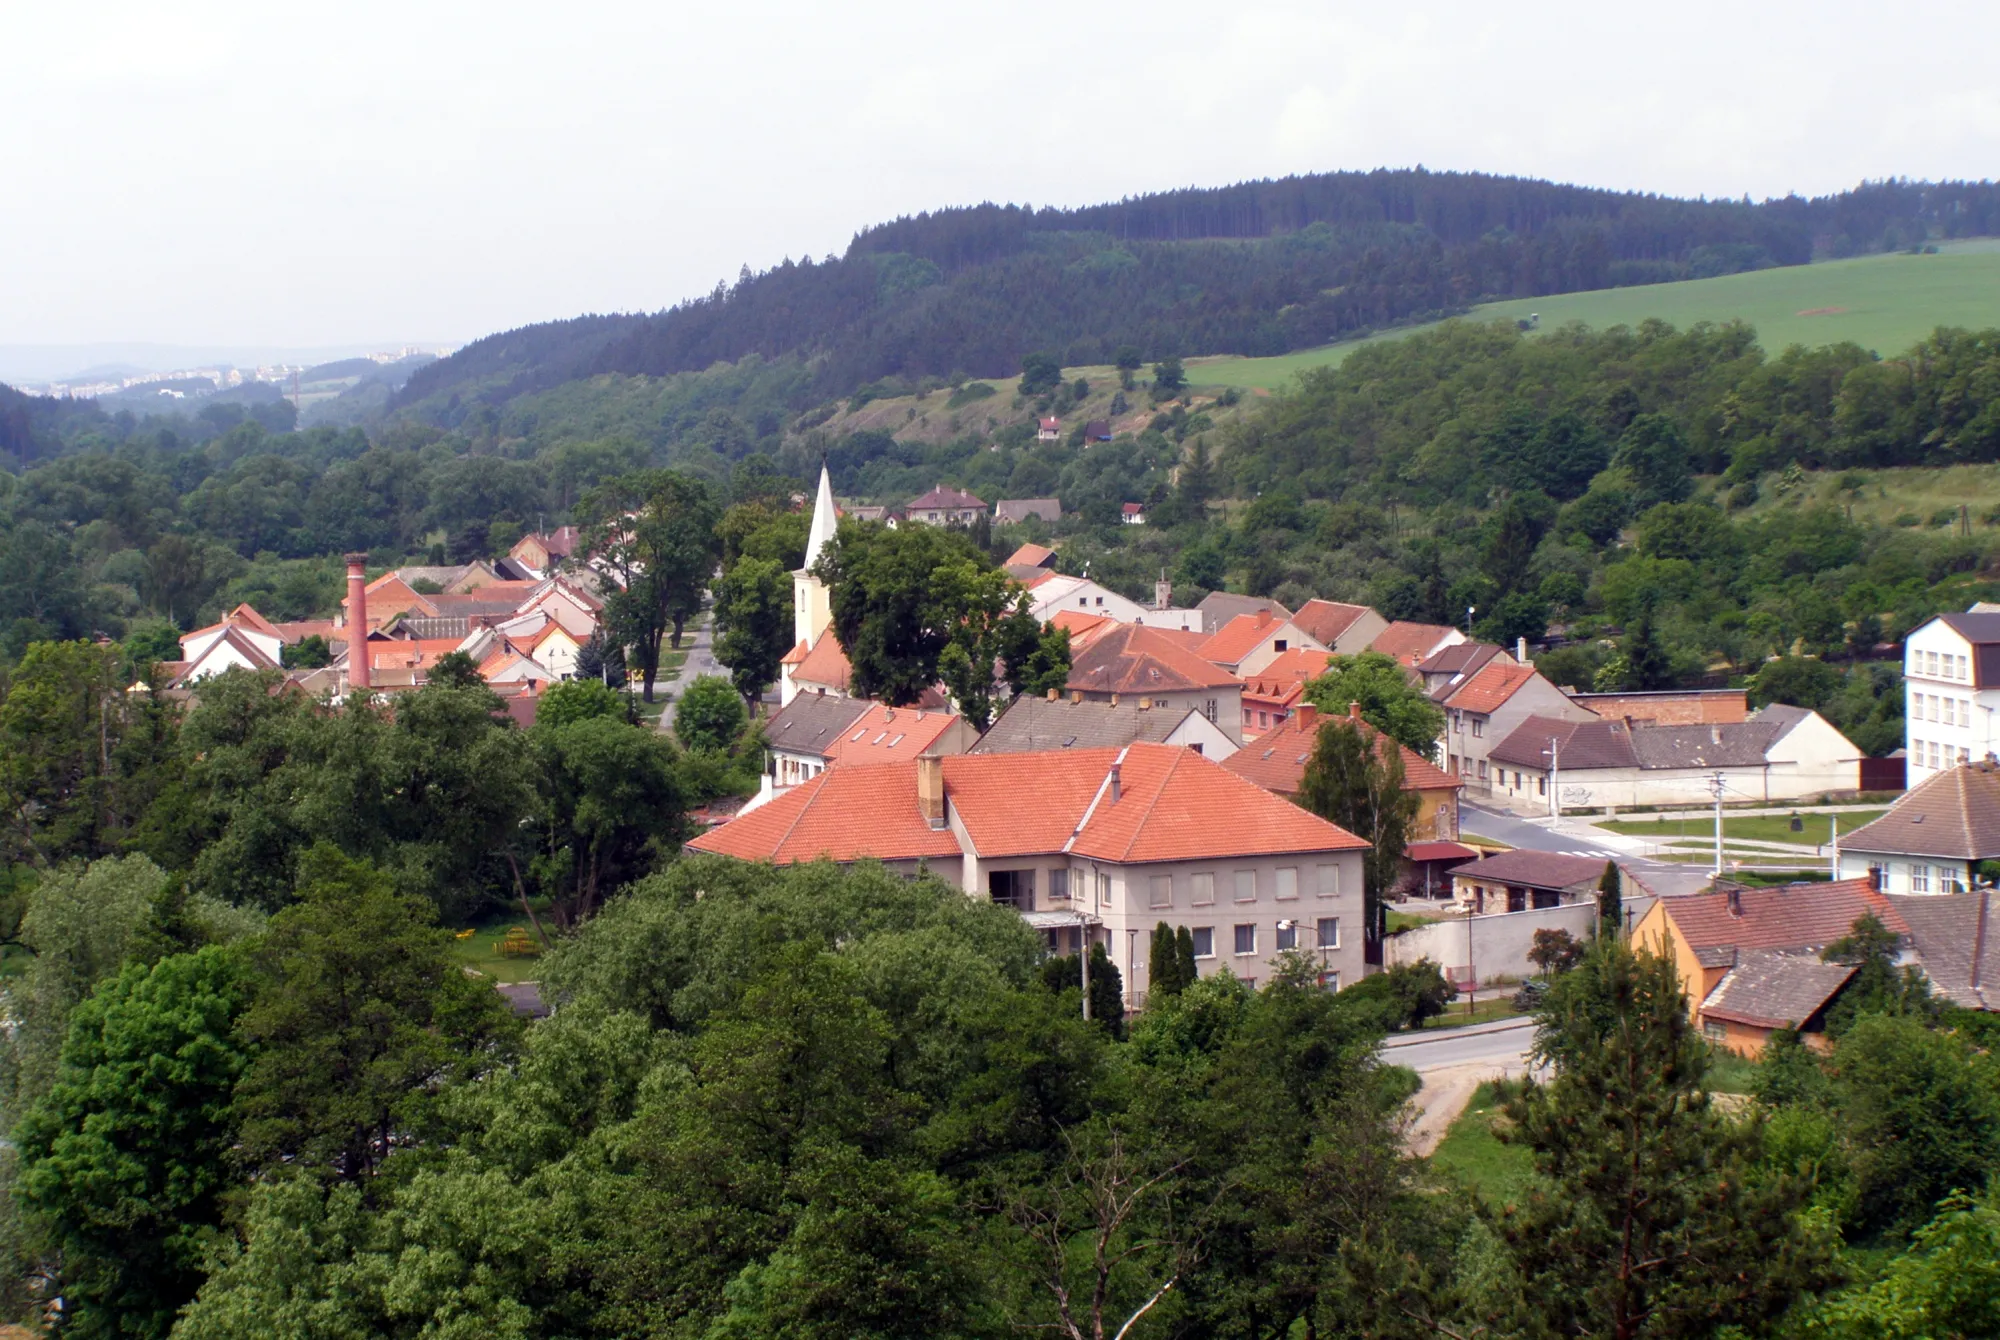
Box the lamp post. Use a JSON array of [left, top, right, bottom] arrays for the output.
[[1465, 605, 1477, 636], [1542, 735, 1561, 822]]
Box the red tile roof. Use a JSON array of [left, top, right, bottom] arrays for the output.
[[1198, 612, 1293, 668], [1063, 744, 1366, 864], [827, 703, 963, 765], [1291, 600, 1374, 645], [792, 635, 854, 692], [687, 763, 963, 864], [1443, 662, 1545, 715], [1246, 647, 1337, 691], [1049, 610, 1116, 651], [908, 484, 984, 511], [1007, 543, 1057, 569], [1372, 621, 1459, 666], [1222, 706, 1461, 797], [1656, 878, 1910, 955], [1069, 623, 1241, 694], [225, 603, 283, 639]]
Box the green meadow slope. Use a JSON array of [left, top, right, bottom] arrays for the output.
[[1191, 239, 2000, 391]]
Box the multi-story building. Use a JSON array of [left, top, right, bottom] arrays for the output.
[[1901, 611, 2000, 781]]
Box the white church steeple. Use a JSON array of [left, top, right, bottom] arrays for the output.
[[793, 461, 837, 651]]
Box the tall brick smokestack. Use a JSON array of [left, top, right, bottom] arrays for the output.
[[345, 553, 370, 691]]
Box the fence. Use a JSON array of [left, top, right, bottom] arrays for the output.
[[1384, 896, 1655, 986]]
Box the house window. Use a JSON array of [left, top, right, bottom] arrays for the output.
[[1941, 865, 1966, 894], [1149, 875, 1173, 909], [1234, 923, 1257, 955], [1049, 868, 1070, 901], [1702, 1019, 1727, 1043], [1274, 639, 1288, 652], [1259, 711, 1270, 728], [1275, 867, 1299, 900], [1477, 760, 1489, 781], [989, 869, 1034, 910], [1205, 699, 1218, 722], [1097, 872, 1112, 905], [1316, 864, 1340, 898], [1537, 775, 1547, 796], [1471, 717, 1484, 738], [1911, 864, 1931, 893], [1320, 971, 1340, 991], [1234, 870, 1257, 902], [1191, 927, 1214, 958], [1276, 922, 1298, 951], [1191, 873, 1215, 906], [1317, 916, 1340, 950]]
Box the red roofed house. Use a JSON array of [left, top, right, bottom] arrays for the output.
[[1635, 878, 1910, 1054], [1224, 702, 1464, 845], [1290, 600, 1388, 656], [1121, 502, 1146, 525], [1198, 609, 1326, 678], [1370, 620, 1466, 667], [1239, 646, 1338, 738], [509, 526, 581, 576], [1037, 416, 1061, 442], [1438, 662, 1596, 791], [689, 742, 1371, 996], [1067, 623, 1246, 744]]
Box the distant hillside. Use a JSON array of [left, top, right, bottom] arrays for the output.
[[1193, 239, 2000, 390], [396, 170, 2000, 421]]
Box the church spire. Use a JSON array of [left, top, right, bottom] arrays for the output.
[[802, 458, 836, 574]]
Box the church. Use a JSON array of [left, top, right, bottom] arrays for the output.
[[776, 465, 854, 704]]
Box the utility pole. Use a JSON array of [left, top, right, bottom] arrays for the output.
[[1545, 735, 1561, 821], [1080, 917, 1091, 1021], [1830, 814, 1840, 882], [1711, 772, 1727, 875]]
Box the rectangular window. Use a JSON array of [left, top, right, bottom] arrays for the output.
[[1320, 971, 1340, 991], [1276, 922, 1297, 951], [1275, 867, 1299, 901], [1929, 650, 1941, 675], [1471, 717, 1484, 738], [1274, 638, 1288, 652], [1537, 775, 1547, 796], [1234, 923, 1257, 955], [1911, 864, 1931, 893], [1234, 870, 1257, 902], [1191, 872, 1215, 906], [1928, 694, 1939, 722], [1191, 926, 1215, 958], [1205, 698, 1218, 722], [1316, 864, 1340, 898], [1317, 916, 1340, 950], [1477, 760, 1489, 781], [1149, 874, 1172, 909], [1097, 872, 1112, 905], [1049, 868, 1069, 901], [1703, 1019, 1727, 1043]]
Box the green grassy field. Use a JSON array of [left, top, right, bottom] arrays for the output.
[[1599, 809, 1886, 847], [1190, 240, 2000, 392], [1428, 1081, 1538, 1205], [449, 905, 551, 985]]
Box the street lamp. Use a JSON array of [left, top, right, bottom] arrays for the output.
[[1542, 735, 1561, 822], [1464, 605, 1477, 635]]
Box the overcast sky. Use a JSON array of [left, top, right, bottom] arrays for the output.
[[5, 0, 1997, 352]]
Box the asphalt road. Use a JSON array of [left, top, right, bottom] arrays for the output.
[[1384, 1017, 1536, 1071], [650, 613, 718, 704]]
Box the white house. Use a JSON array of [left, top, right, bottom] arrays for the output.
[[1837, 760, 2000, 895], [1902, 610, 2000, 782], [1023, 572, 1154, 624], [1198, 610, 1327, 678], [1438, 663, 1597, 789]]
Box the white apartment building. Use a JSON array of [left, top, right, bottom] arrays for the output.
[[1902, 611, 2000, 781]]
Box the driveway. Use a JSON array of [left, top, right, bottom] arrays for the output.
[[1385, 1017, 1539, 1156]]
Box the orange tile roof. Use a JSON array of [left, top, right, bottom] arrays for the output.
[[1371, 621, 1459, 666], [1443, 662, 1543, 715], [780, 637, 811, 667], [272, 619, 341, 646], [792, 634, 854, 692], [1247, 646, 1336, 689], [1049, 609, 1116, 651], [1069, 623, 1241, 694], [686, 763, 962, 864], [1658, 879, 1909, 955], [1007, 543, 1057, 568], [1291, 599, 1375, 645], [1222, 708, 1461, 798], [690, 743, 1367, 868], [827, 703, 962, 765], [226, 603, 283, 639], [1198, 613, 1292, 667]]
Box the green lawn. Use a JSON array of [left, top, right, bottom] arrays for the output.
[[1420, 995, 1526, 1030], [1428, 1081, 1539, 1206], [1189, 240, 2000, 392], [1599, 809, 1885, 848], [449, 904, 553, 986]]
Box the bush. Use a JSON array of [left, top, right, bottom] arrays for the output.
[[672, 675, 747, 754], [1337, 960, 1456, 1031]]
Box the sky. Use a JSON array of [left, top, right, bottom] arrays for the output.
[[4, 0, 1998, 355]]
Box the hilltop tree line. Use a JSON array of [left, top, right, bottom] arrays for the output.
[[398, 171, 2000, 415]]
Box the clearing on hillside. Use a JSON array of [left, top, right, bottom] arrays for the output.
[[1191, 239, 2000, 391]]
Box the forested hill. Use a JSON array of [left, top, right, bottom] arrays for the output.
[[396, 170, 2000, 418]]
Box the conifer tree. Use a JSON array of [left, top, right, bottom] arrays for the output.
[[1149, 922, 1182, 998], [1176, 925, 1197, 987], [1596, 859, 1622, 934], [1498, 940, 1833, 1337]]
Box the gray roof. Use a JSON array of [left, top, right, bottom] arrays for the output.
[[1449, 849, 1611, 892], [764, 695, 873, 759], [1888, 891, 1998, 1009], [1842, 761, 2000, 860], [1700, 950, 1858, 1030], [995, 498, 1062, 524], [1490, 714, 1798, 772], [1928, 612, 2000, 687], [1196, 592, 1292, 633], [972, 695, 1200, 754]]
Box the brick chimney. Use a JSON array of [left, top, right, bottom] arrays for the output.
[[1297, 703, 1317, 730], [917, 754, 946, 829], [1348, 700, 1362, 721], [345, 553, 370, 691], [1256, 608, 1272, 628], [1108, 761, 1121, 804], [1726, 886, 1743, 917]]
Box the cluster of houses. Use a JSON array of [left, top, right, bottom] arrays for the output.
[[152, 525, 610, 722]]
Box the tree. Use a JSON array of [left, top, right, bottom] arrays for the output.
[[1597, 859, 1623, 934], [1152, 356, 1187, 397], [1175, 925, 1197, 989], [1005, 620, 1071, 700], [818, 522, 1026, 716], [1497, 940, 1833, 1337], [425, 648, 484, 689], [1041, 943, 1125, 1036], [584, 470, 722, 701], [15, 946, 253, 1340], [1528, 927, 1584, 978], [232, 845, 521, 1184], [536, 677, 627, 728], [1302, 651, 1446, 759], [1297, 717, 1419, 959], [1021, 351, 1063, 396], [123, 620, 183, 672], [0, 639, 128, 865], [526, 716, 688, 927], [674, 673, 747, 753], [1149, 922, 1185, 999], [713, 553, 792, 703], [1618, 598, 1676, 690], [1612, 413, 1695, 509], [1749, 654, 1841, 710], [1811, 1189, 2000, 1340], [1819, 911, 1936, 1037]]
